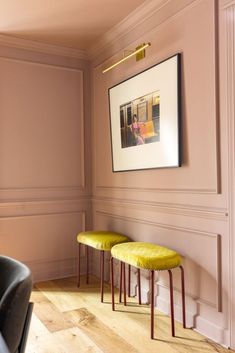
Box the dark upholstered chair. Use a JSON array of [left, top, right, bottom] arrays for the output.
[[0, 256, 33, 353]]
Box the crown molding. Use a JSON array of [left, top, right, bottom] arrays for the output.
[[87, 0, 168, 60], [0, 34, 88, 60], [0, 0, 197, 62], [223, 0, 235, 9], [87, 0, 197, 62]]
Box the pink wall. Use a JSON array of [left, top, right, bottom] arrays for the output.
[[0, 0, 234, 349], [222, 0, 235, 349], [90, 0, 233, 348], [0, 45, 92, 281]]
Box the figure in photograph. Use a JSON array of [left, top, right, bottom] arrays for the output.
[[131, 114, 145, 145]]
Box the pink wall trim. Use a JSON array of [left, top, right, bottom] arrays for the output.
[[91, 0, 233, 348], [0, 46, 92, 282]]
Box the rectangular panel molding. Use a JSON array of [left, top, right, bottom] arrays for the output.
[[94, 210, 222, 311], [0, 57, 85, 192], [0, 211, 86, 282]]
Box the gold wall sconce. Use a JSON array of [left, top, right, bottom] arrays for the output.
[[102, 42, 151, 74]]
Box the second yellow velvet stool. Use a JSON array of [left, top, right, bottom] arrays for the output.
[[110, 241, 186, 339]]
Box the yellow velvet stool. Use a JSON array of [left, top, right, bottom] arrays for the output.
[[77, 230, 130, 302], [110, 242, 186, 339]]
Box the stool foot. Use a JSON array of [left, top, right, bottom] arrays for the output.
[[119, 261, 122, 303], [137, 269, 141, 305], [85, 245, 89, 285], [123, 262, 127, 306], [110, 257, 115, 311], [180, 265, 186, 328], [150, 270, 155, 339], [128, 265, 131, 297], [168, 270, 175, 337], [77, 243, 81, 288], [100, 251, 104, 303]]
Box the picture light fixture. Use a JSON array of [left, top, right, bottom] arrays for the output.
[[102, 42, 151, 74]]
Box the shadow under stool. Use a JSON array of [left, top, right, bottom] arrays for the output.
[[77, 230, 130, 302], [110, 241, 186, 339]]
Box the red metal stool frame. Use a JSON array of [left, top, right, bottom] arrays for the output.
[[77, 245, 132, 303], [119, 263, 141, 304], [110, 257, 186, 339], [77, 244, 107, 302]]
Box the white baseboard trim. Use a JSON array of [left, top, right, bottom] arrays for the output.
[[194, 316, 227, 347], [25, 257, 86, 283], [156, 295, 195, 328], [157, 295, 227, 347]]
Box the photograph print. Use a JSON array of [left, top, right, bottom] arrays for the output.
[[120, 90, 160, 149]]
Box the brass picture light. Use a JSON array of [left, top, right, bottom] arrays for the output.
[[102, 42, 151, 74]]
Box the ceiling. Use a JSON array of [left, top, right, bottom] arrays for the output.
[[0, 0, 147, 50]]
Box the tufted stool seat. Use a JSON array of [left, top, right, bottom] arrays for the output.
[[111, 242, 181, 270], [77, 230, 130, 302], [110, 242, 186, 339]]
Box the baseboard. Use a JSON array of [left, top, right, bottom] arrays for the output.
[[25, 257, 84, 283], [194, 316, 228, 347], [157, 295, 227, 347]]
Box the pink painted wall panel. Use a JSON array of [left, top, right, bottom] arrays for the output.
[[91, 0, 230, 347], [0, 49, 91, 282], [0, 0, 232, 347], [0, 59, 84, 188], [93, 0, 218, 193]]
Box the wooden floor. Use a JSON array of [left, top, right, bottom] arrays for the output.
[[27, 276, 233, 353]]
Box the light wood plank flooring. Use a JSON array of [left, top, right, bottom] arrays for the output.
[[27, 276, 233, 353]]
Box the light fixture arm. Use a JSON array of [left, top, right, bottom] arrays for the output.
[[102, 42, 151, 74]]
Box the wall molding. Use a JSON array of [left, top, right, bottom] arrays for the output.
[[156, 294, 195, 328], [0, 56, 86, 197], [0, 209, 87, 221], [0, 186, 88, 203], [0, 34, 87, 60], [0, 198, 91, 218], [25, 210, 86, 282], [93, 195, 228, 221], [223, 0, 235, 9], [157, 280, 197, 302], [1, 211, 86, 282], [194, 316, 228, 347], [225, 2, 235, 349], [88, 0, 170, 59], [96, 184, 218, 195], [79, 69, 86, 190], [95, 210, 222, 238], [25, 256, 77, 282], [88, 0, 196, 61], [0, 54, 85, 71]]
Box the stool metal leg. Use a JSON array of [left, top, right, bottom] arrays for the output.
[[150, 270, 155, 339], [180, 265, 186, 328], [110, 257, 115, 311], [137, 269, 141, 305], [128, 265, 131, 297], [85, 245, 89, 284], [119, 261, 122, 303], [77, 243, 81, 288], [100, 250, 104, 302], [123, 263, 127, 306], [168, 270, 175, 337]]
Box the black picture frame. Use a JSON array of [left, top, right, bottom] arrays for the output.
[[109, 53, 181, 172]]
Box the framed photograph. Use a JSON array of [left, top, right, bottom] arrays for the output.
[[109, 53, 181, 172]]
